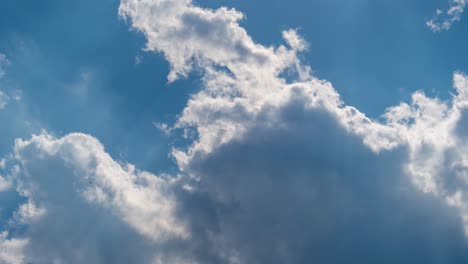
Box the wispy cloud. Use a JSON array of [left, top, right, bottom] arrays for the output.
[[427, 0, 466, 32], [0, 53, 10, 109], [0, 53, 9, 78], [0, 90, 9, 110]]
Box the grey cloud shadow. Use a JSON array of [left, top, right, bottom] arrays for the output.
[[176, 92, 468, 263]]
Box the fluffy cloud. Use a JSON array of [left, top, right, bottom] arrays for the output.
[[427, 0, 466, 32], [3, 0, 468, 263], [118, 0, 468, 262], [118, 0, 304, 83], [0, 232, 27, 264], [177, 96, 468, 263], [1, 133, 189, 263]]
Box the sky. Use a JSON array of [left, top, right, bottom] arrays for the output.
[[2, 0, 468, 263]]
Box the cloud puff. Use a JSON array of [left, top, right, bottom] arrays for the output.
[[0, 53, 10, 110], [1, 133, 189, 263], [118, 0, 304, 83], [427, 0, 466, 32], [0, 232, 27, 264]]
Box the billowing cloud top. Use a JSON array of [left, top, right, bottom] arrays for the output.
[[2, 0, 468, 263]]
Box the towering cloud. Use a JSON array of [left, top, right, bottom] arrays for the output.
[[0, 232, 27, 264], [2, 0, 468, 263], [119, 0, 468, 262], [120, 0, 468, 234]]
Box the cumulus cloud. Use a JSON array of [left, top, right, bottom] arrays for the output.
[[177, 96, 468, 263], [0, 232, 27, 264], [119, 0, 468, 262], [427, 0, 466, 32], [0, 133, 189, 263], [0, 90, 9, 110], [3, 0, 468, 263]]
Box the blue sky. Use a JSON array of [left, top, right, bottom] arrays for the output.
[[0, 0, 194, 173], [1, 0, 467, 167], [2, 0, 468, 263]]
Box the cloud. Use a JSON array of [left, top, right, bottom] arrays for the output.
[[119, 0, 468, 262], [3, 0, 468, 263], [0, 232, 28, 264], [118, 0, 303, 83], [0, 90, 10, 110], [0, 133, 189, 263], [177, 95, 468, 263], [427, 0, 466, 32]]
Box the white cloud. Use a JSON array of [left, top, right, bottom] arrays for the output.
[[117, 0, 468, 262], [153, 122, 172, 135], [0, 232, 28, 264], [14, 132, 186, 239], [427, 0, 466, 32], [4, 0, 468, 262], [0, 54, 11, 109], [0, 133, 189, 263], [119, 0, 302, 83], [119, 0, 468, 221]]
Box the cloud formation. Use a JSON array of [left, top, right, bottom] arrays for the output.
[[1, 133, 188, 263], [427, 0, 466, 32], [0, 232, 27, 264], [2, 0, 468, 263], [120, 0, 468, 261]]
